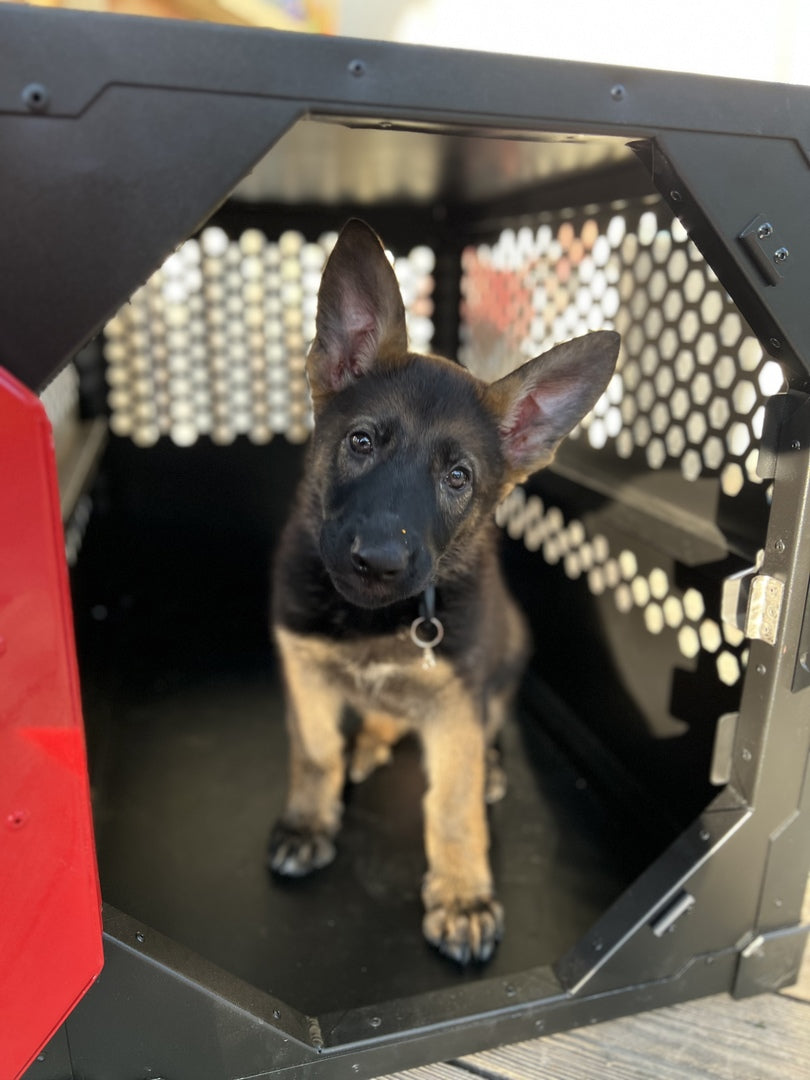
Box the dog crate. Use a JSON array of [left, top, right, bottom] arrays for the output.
[[3, 6, 810, 1078]]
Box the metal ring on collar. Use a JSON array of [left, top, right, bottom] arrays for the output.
[[409, 615, 445, 650]]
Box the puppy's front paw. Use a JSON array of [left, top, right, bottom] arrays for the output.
[[422, 897, 504, 965], [267, 821, 336, 877]]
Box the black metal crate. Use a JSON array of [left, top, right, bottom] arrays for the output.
[[3, 6, 809, 1079]]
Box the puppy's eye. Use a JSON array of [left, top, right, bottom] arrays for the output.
[[349, 430, 374, 454], [446, 465, 471, 490]]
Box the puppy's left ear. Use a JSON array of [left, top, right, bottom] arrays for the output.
[[485, 331, 620, 483]]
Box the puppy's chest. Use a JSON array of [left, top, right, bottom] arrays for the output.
[[331, 630, 448, 716]]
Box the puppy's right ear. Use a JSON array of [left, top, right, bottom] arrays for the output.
[[307, 220, 408, 409]]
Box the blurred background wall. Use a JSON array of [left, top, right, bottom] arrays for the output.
[[5, 0, 810, 86]]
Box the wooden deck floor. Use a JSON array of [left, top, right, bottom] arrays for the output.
[[381, 991, 809, 1080], [381, 891, 810, 1080]]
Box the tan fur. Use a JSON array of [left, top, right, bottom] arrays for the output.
[[275, 627, 347, 838], [350, 710, 408, 783], [274, 623, 506, 945]]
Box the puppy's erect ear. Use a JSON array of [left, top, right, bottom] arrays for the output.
[[485, 331, 620, 483], [307, 219, 408, 406]]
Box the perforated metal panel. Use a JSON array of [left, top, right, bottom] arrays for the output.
[[103, 228, 436, 448], [496, 486, 748, 688], [461, 198, 788, 701], [460, 198, 785, 497]]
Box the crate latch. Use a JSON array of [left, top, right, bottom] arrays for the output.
[[722, 568, 784, 646]]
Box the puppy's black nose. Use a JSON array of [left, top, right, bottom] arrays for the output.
[[350, 534, 409, 579]]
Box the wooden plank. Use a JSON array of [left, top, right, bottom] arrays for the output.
[[379, 993, 810, 1080], [380, 1064, 468, 1080]]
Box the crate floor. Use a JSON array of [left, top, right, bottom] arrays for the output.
[[75, 439, 651, 1019], [89, 647, 640, 1017]]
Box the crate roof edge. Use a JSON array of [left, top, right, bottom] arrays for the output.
[[2, 6, 810, 392]]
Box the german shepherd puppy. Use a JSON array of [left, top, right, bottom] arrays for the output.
[[269, 220, 619, 964]]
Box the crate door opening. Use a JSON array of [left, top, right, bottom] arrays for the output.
[[73, 167, 778, 1021]]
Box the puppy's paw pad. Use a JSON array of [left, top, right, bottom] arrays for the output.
[[423, 898, 504, 965], [267, 822, 336, 877]]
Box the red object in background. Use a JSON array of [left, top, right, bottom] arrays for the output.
[[0, 369, 103, 1079]]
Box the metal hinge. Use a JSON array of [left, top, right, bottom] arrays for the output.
[[739, 214, 792, 287], [722, 568, 784, 646]]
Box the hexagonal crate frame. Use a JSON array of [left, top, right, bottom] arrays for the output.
[[2, 6, 810, 1079]]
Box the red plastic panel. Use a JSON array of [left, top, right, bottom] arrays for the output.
[[0, 369, 102, 1079]]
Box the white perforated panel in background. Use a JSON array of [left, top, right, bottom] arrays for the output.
[[103, 228, 436, 448], [459, 200, 784, 498]]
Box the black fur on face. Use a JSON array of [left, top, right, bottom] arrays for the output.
[[308, 353, 505, 609]]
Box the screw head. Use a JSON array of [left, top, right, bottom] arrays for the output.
[[21, 83, 49, 113], [348, 59, 366, 77], [757, 222, 774, 239], [610, 84, 626, 101], [774, 246, 790, 263]]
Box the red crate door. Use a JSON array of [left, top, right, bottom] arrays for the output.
[[0, 369, 103, 1079]]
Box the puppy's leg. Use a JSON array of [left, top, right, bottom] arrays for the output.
[[349, 710, 408, 783], [483, 690, 511, 805], [483, 596, 530, 804], [419, 684, 503, 964], [269, 628, 346, 877]]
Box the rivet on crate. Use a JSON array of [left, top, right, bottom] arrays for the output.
[[21, 82, 49, 113]]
